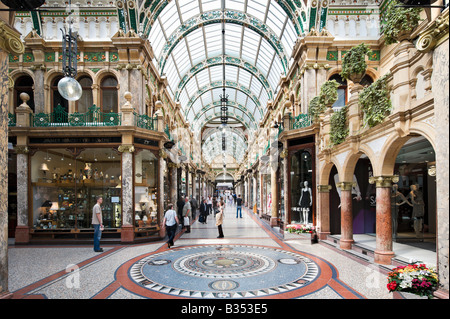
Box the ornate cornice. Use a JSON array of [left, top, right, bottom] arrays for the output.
[[416, 8, 449, 53], [0, 21, 25, 55]]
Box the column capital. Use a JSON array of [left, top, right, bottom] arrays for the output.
[[168, 162, 179, 169], [118, 144, 135, 153], [159, 149, 168, 159], [0, 21, 25, 55], [317, 184, 332, 193], [369, 175, 399, 188], [14, 146, 29, 154], [336, 181, 354, 191]]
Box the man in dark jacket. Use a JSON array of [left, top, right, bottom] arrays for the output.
[[190, 196, 198, 221], [199, 198, 208, 224], [177, 196, 185, 226]]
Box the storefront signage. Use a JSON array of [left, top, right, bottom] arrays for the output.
[[134, 137, 158, 147], [29, 137, 122, 144]]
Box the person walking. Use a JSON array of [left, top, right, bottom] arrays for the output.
[[236, 194, 243, 218], [182, 196, 191, 233], [162, 203, 179, 248], [199, 198, 208, 224], [206, 196, 213, 215], [216, 199, 224, 238], [177, 196, 185, 227], [92, 196, 104, 252], [190, 196, 198, 221]]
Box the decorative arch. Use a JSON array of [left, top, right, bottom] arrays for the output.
[[184, 80, 264, 118], [157, 10, 289, 75], [174, 55, 274, 101], [341, 149, 378, 183]]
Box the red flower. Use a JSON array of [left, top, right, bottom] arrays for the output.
[[387, 282, 397, 291]]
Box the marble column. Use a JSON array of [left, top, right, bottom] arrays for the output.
[[317, 185, 332, 240], [119, 145, 135, 243], [253, 173, 257, 212], [370, 176, 397, 265], [158, 149, 167, 238], [337, 182, 354, 249], [33, 69, 45, 113], [244, 178, 248, 207], [169, 163, 178, 211], [15, 148, 30, 244], [1, 20, 24, 299], [432, 38, 449, 294], [270, 162, 278, 227]]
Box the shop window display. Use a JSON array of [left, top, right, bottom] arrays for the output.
[[31, 148, 121, 232], [290, 149, 313, 224], [134, 149, 158, 228]]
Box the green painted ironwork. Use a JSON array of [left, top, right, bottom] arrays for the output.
[[291, 113, 311, 130], [8, 113, 16, 127], [31, 105, 121, 127], [134, 112, 156, 130], [164, 124, 172, 140]]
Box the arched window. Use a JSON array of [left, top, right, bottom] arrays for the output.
[[76, 76, 93, 113], [14, 75, 35, 112], [329, 74, 347, 109], [51, 75, 69, 113], [360, 74, 374, 87], [100, 76, 118, 113]]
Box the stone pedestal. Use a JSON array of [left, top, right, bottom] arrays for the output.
[[337, 182, 354, 249]]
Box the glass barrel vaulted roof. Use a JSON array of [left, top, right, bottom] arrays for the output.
[[142, 0, 303, 163]]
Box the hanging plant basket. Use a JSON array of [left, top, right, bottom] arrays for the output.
[[381, 0, 422, 45], [340, 43, 371, 83]]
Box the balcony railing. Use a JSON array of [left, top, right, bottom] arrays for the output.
[[31, 105, 121, 127], [290, 114, 311, 130], [8, 113, 16, 127], [134, 112, 157, 130]]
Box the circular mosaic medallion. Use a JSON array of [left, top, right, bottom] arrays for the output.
[[127, 245, 321, 299], [174, 250, 275, 278]]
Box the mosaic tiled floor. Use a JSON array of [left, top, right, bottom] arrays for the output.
[[127, 245, 320, 298]]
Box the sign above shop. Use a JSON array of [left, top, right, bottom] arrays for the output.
[[134, 138, 159, 147], [29, 137, 122, 144]]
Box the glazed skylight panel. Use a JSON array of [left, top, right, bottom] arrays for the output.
[[202, 0, 222, 12], [205, 24, 223, 57], [158, 1, 180, 37], [224, 24, 243, 59], [179, 0, 200, 21], [246, 0, 268, 22]]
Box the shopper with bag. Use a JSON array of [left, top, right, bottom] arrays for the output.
[[162, 203, 179, 248], [182, 196, 191, 233]]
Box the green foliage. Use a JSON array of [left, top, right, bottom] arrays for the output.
[[340, 43, 371, 81], [330, 106, 349, 146], [359, 73, 392, 128], [308, 80, 340, 122], [381, 0, 422, 45], [319, 79, 340, 107], [307, 96, 325, 122]]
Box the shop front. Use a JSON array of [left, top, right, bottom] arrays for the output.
[[287, 136, 316, 226], [14, 134, 164, 244]]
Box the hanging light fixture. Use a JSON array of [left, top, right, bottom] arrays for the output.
[[57, 0, 82, 101]]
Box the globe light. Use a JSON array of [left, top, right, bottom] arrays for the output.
[[58, 76, 82, 101]]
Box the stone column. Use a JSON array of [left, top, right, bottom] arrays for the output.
[[158, 148, 168, 238], [1, 19, 24, 299], [169, 163, 178, 211], [14, 147, 30, 244], [270, 162, 278, 227], [253, 173, 257, 212], [337, 182, 354, 249], [347, 82, 364, 136], [119, 144, 135, 243], [244, 177, 248, 207], [33, 68, 45, 113], [370, 176, 398, 265], [317, 185, 332, 240]]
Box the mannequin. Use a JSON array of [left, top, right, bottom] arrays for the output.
[[406, 184, 425, 240], [298, 181, 312, 224], [390, 184, 408, 240]]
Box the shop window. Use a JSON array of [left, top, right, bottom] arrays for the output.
[[100, 76, 118, 113], [14, 75, 35, 112], [289, 148, 313, 224], [51, 76, 69, 113], [76, 76, 93, 113], [329, 74, 347, 109], [31, 148, 121, 232], [134, 149, 158, 228]]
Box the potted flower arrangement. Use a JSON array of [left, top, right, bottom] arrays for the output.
[[340, 43, 371, 83], [387, 262, 438, 299], [286, 224, 318, 243]]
